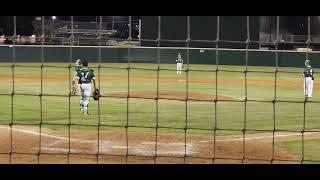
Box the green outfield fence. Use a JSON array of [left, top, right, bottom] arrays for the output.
[[0, 16, 318, 164], [0, 45, 318, 67]]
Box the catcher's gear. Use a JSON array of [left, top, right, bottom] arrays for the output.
[[92, 89, 101, 101], [71, 86, 76, 96]]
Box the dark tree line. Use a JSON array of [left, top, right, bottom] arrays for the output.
[[0, 16, 36, 36]]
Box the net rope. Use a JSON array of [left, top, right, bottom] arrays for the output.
[[2, 16, 319, 164]]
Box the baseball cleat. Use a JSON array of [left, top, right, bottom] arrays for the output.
[[82, 110, 89, 116]]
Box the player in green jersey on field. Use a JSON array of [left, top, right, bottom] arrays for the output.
[[72, 59, 96, 115], [71, 59, 82, 96], [302, 59, 315, 101]]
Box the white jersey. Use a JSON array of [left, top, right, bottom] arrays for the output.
[[176, 57, 183, 64], [176, 54, 183, 75]]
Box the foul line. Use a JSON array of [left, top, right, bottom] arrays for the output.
[[197, 132, 320, 143], [219, 132, 319, 142], [0, 125, 69, 140], [1, 125, 318, 144]]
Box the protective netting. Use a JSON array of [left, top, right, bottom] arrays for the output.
[[0, 16, 319, 164]]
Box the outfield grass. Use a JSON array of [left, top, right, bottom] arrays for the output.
[[0, 63, 319, 161]]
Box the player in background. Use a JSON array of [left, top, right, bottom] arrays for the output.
[[72, 59, 96, 115], [302, 59, 315, 101], [176, 53, 183, 75]]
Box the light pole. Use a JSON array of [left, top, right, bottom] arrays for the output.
[[139, 17, 141, 45], [112, 16, 115, 30], [52, 16, 56, 38]]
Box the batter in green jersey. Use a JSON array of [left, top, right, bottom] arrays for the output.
[[72, 59, 96, 114], [302, 59, 315, 101]]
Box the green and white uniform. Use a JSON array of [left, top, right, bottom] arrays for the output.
[[75, 67, 95, 113], [74, 59, 82, 77], [75, 65, 82, 81], [74, 65, 82, 95], [74, 66, 81, 75], [176, 53, 183, 75], [303, 65, 314, 98]]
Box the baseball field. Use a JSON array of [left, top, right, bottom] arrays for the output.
[[0, 62, 319, 164]]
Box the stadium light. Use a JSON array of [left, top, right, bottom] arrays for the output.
[[52, 16, 56, 38]]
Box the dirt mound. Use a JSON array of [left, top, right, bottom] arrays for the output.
[[105, 90, 237, 101], [0, 74, 302, 89]]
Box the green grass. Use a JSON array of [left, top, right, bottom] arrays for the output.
[[0, 63, 320, 161], [277, 138, 320, 163]]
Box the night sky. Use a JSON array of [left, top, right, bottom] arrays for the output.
[[0, 16, 35, 36], [284, 16, 309, 34]]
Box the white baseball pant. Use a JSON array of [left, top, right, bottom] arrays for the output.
[[304, 77, 313, 98], [80, 83, 92, 112], [177, 63, 183, 75]]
